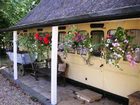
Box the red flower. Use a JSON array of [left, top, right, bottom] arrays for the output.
[[35, 33, 39, 40], [38, 37, 43, 41], [43, 37, 50, 45], [46, 34, 50, 38]]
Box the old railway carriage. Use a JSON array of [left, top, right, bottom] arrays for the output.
[[1, 0, 140, 104], [19, 19, 140, 98]]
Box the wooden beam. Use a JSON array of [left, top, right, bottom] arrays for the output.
[[13, 31, 18, 80], [51, 26, 58, 105]]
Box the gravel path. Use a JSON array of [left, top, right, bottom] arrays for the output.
[[0, 73, 41, 105]]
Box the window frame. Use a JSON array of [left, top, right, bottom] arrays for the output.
[[58, 31, 66, 44], [90, 30, 104, 57], [108, 29, 140, 46], [126, 29, 140, 46]]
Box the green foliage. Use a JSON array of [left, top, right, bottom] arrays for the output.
[[0, 0, 40, 51], [0, 0, 40, 27], [1, 32, 13, 50], [104, 27, 135, 69], [64, 26, 102, 64], [63, 26, 136, 68], [18, 33, 50, 61]]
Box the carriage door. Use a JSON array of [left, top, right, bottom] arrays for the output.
[[89, 30, 104, 89]]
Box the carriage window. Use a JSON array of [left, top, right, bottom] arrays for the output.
[[76, 30, 89, 55], [91, 30, 104, 44], [78, 30, 89, 36], [107, 29, 116, 36], [58, 31, 66, 52], [91, 30, 104, 57], [108, 29, 140, 46], [58, 31, 66, 43], [126, 29, 140, 45]]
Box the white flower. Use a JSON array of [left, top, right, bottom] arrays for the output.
[[122, 50, 125, 53], [108, 59, 112, 64], [117, 47, 122, 51], [131, 48, 134, 51], [110, 47, 113, 50], [117, 54, 122, 58], [112, 43, 120, 47], [113, 52, 117, 55], [89, 48, 93, 52], [107, 39, 111, 43], [124, 40, 128, 43], [105, 44, 109, 47], [89, 44, 92, 48], [115, 39, 117, 42]]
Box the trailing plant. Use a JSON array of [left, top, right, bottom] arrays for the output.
[[19, 26, 137, 70], [63, 26, 102, 64], [18, 33, 51, 61], [63, 26, 136, 69], [104, 27, 136, 69]]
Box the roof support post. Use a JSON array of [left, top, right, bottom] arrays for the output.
[[13, 31, 18, 80], [51, 26, 58, 105]]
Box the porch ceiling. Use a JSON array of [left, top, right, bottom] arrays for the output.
[[1, 0, 140, 32]]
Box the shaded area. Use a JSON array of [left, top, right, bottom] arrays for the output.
[[0, 57, 121, 105]]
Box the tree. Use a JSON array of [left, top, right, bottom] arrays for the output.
[[0, 0, 40, 27], [0, 0, 40, 55]]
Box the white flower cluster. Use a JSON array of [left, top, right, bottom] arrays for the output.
[[113, 52, 122, 59]]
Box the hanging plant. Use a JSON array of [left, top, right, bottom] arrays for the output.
[[104, 27, 136, 69], [18, 33, 51, 61], [63, 26, 136, 69], [63, 26, 102, 65], [34, 33, 51, 60]]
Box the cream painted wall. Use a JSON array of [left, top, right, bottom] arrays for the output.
[[19, 18, 140, 98], [62, 19, 140, 98]]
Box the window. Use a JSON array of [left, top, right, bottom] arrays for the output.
[[58, 26, 66, 30], [91, 30, 104, 56], [126, 29, 140, 45], [107, 29, 116, 36], [78, 30, 89, 36], [90, 23, 104, 28], [23, 30, 28, 32], [58, 31, 66, 44], [58, 31, 66, 52], [108, 29, 140, 46], [76, 30, 89, 55], [37, 28, 43, 31]]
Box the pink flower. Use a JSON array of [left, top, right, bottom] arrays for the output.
[[124, 40, 128, 43], [112, 43, 120, 47], [130, 60, 137, 66], [126, 53, 137, 66], [74, 33, 85, 42], [38, 37, 43, 41], [126, 54, 133, 62]]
